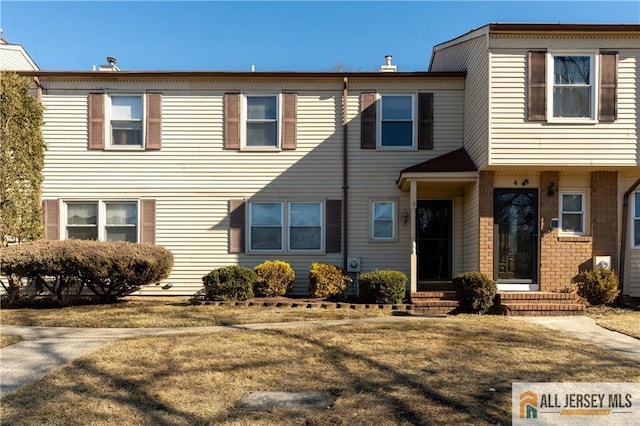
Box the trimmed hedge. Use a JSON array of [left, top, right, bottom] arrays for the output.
[[308, 262, 351, 299], [574, 266, 620, 306], [0, 239, 174, 305], [359, 269, 407, 304], [451, 271, 497, 314], [202, 265, 256, 301], [253, 260, 295, 297]]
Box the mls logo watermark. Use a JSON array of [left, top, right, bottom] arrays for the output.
[[512, 382, 639, 425]]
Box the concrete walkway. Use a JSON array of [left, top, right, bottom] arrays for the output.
[[2, 315, 639, 400]]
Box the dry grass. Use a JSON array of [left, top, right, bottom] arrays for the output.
[[586, 305, 640, 339], [0, 297, 389, 328], [0, 334, 22, 348], [2, 316, 638, 425]]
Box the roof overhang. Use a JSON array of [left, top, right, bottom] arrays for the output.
[[397, 172, 478, 191], [397, 148, 479, 190]]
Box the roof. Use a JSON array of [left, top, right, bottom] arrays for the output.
[[400, 148, 477, 174], [0, 38, 39, 71]]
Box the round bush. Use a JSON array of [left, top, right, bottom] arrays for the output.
[[308, 262, 351, 299], [202, 265, 256, 301], [451, 271, 497, 314], [253, 260, 295, 297], [574, 266, 620, 306], [359, 269, 407, 304]]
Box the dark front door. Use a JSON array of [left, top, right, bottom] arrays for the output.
[[417, 200, 452, 281], [494, 189, 538, 283]]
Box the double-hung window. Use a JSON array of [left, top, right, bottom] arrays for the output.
[[65, 201, 138, 242], [249, 202, 283, 250], [380, 95, 414, 148], [548, 52, 596, 120], [245, 95, 278, 148], [109, 95, 144, 147], [559, 193, 586, 235], [371, 201, 396, 241], [633, 192, 640, 247], [289, 202, 322, 251]]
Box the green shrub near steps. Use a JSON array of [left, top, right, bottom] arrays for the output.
[[254, 260, 295, 297], [202, 265, 256, 301], [451, 271, 497, 314], [574, 266, 620, 306], [359, 269, 407, 304], [308, 262, 351, 299]]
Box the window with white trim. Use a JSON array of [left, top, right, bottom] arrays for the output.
[[244, 95, 278, 148], [379, 95, 414, 148], [548, 52, 596, 120], [633, 192, 640, 247], [65, 201, 138, 242], [559, 193, 586, 235], [108, 95, 144, 147], [371, 200, 396, 241], [248, 201, 324, 252]]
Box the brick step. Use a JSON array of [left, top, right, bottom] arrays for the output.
[[410, 291, 457, 301], [501, 303, 585, 316], [412, 300, 460, 308], [498, 292, 580, 304]]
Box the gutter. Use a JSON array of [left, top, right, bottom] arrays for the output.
[[619, 177, 640, 299], [342, 77, 349, 269]]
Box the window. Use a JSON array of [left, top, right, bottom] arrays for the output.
[[65, 201, 138, 242], [371, 201, 396, 241], [380, 95, 414, 148], [109, 95, 143, 147], [289, 202, 322, 251], [559, 193, 586, 235], [633, 192, 640, 247], [245, 95, 278, 148], [249, 202, 283, 250], [551, 55, 593, 118], [248, 201, 324, 252]]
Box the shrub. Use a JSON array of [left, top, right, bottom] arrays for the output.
[[451, 271, 497, 314], [0, 240, 174, 305], [308, 262, 351, 299], [574, 266, 620, 306], [202, 265, 256, 301], [359, 269, 407, 304], [253, 260, 295, 297]]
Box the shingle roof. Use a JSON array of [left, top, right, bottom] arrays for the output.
[[400, 148, 477, 174]]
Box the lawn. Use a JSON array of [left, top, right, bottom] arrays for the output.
[[586, 305, 640, 339], [2, 316, 638, 425], [0, 334, 22, 348]]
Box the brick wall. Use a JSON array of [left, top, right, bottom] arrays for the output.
[[479, 171, 494, 278], [591, 171, 618, 268]]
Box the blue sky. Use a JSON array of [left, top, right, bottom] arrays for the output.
[[1, 1, 639, 71]]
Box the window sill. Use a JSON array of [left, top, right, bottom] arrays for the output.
[[105, 146, 145, 151], [240, 147, 282, 152], [546, 118, 598, 125], [369, 238, 398, 243], [557, 235, 592, 243], [376, 146, 417, 151]]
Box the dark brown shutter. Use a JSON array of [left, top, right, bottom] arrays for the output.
[[418, 93, 434, 150], [140, 199, 156, 244], [43, 199, 60, 240], [224, 93, 241, 150], [326, 199, 342, 253], [360, 92, 377, 149], [88, 93, 105, 150], [282, 92, 297, 150], [599, 51, 618, 122], [527, 51, 547, 122], [146, 93, 162, 150], [229, 199, 245, 253]]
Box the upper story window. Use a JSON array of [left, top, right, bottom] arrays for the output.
[[380, 95, 414, 148], [559, 192, 586, 235], [109, 95, 143, 147], [633, 192, 640, 248], [65, 201, 138, 242], [245, 95, 278, 148], [550, 54, 594, 119]]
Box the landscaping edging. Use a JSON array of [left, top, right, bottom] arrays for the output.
[[196, 300, 413, 311]]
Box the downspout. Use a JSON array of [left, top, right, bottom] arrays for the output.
[[619, 177, 640, 300], [342, 77, 349, 268]]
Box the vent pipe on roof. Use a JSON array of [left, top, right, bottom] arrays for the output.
[[98, 56, 120, 72], [379, 55, 397, 72]]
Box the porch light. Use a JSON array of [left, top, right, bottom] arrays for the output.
[[401, 208, 410, 225], [547, 182, 556, 196]]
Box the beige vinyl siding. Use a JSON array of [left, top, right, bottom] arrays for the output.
[[40, 85, 344, 295], [489, 50, 639, 165], [0, 45, 38, 70], [628, 249, 640, 297], [463, 181, 479, 272], [430, 34, 490, 169]]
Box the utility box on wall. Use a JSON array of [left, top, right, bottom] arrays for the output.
[[347, 257, 361, 272]]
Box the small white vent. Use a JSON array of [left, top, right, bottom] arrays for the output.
[[594, 256, 611, 270], [347, 257, 361, 272]]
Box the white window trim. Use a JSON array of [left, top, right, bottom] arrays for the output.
[[247, 200, 325, 254], [558, 191, 587, 236], [105, 94, 146, 150], [63, 200, 140, 242], [632, 192, 640, 249], [546, 50, 599, 124], [377, 93, 417, 150], [369, 199, 397, 242], [241, 93, 281, 151]]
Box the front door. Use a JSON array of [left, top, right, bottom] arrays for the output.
[[416, 200, 452, 281], [494, 189, 538, 286]]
